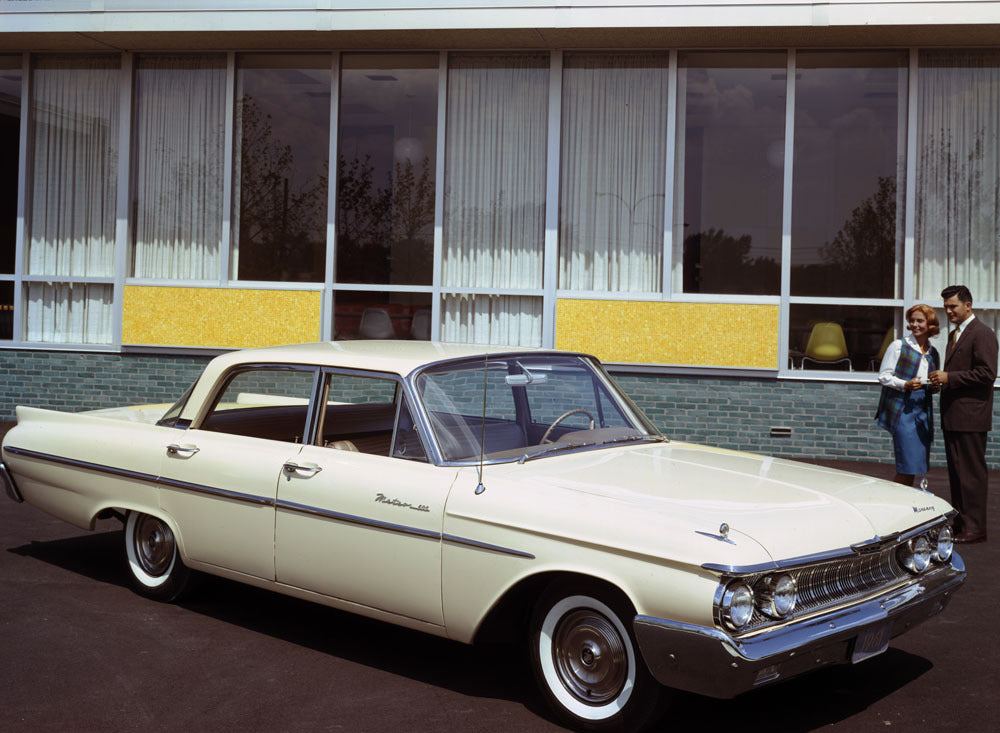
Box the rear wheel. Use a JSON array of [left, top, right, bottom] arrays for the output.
[[529, 582, 667, 732], [123, 511, 190, 602]]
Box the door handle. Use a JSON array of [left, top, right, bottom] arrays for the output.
[[283, 461, 323, 477], [166, 443, 200, 457]]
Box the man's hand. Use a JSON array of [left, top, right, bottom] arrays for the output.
[[929, 369, 949, 387]]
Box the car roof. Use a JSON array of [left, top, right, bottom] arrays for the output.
[[208, 340, 550, 378]]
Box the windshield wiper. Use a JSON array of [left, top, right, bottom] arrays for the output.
[[518, 441, 597, 463], [612, 434, 668, 444]]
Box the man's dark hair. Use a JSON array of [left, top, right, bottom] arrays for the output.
[[942, 284, 973, 304]]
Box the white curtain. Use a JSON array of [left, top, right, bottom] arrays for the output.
[[916, 50, 1000, 304], [441, 294, 542, 347], [26, 54, 119, 343], [132, 54, 226, 280], [441, 54, 547, 345], [26, 283, 113, 344], [559, 53, 669, 292]]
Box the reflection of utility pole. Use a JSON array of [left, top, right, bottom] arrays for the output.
[[596, 191, 664, 240]]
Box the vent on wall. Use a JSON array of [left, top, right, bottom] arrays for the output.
[[770, 427, 793, 438]]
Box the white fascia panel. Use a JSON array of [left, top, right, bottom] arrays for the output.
[[2, 1, 1000, 33]]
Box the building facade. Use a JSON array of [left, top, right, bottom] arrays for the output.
[[2, 1, 1000, 465]]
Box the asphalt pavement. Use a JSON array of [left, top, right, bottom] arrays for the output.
[[2, 421, 998, 732]]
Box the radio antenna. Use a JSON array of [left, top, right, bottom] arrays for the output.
[[475, 355, 487, 495]]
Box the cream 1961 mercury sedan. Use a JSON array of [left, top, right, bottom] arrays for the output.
[[1, 341, 965, 731]]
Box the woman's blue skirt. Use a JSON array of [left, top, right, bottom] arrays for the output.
[[892, 388, 932, 475]]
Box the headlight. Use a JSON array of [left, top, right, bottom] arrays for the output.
[[898, 535, 932, 574], [756, 574, 798, 618], [932, 525, 954, 563], [720, 582, 755, 630]]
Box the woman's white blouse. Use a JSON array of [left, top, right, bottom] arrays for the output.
[[878, 335, 931, 391]]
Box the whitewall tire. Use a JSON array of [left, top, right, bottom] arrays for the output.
[[124, 511, 191, 602], [530, 583, 667, 732]]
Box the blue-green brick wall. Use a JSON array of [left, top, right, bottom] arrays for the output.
[[3, 348, 999, 468]]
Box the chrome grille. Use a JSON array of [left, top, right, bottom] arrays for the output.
[[743, 544, 908, 632]]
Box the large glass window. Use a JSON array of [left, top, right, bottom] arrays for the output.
[[674, 52, 785, 295], [25, 54, 119, 344], [791, 52, 907, 299], [915, 50, 1000, 313], [335, 53, 438, 286], [331, 290, 432, 340], [132, 54, 226, 280], [1, 56, 19, 279], [1, 56, 20, 341], [442, 53, 548, 346], [789, 304, 896, 373], [559, 52, 669, 293], [232, 54, 331, 282]]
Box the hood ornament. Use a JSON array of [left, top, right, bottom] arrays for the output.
[[719, 522, 730, 539]]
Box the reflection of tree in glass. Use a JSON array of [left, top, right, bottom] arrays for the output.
[[683, 228, 778, 294], [237, 96, 327, 281], [336, 153, 434, 284], [818, 175, 896, 297]]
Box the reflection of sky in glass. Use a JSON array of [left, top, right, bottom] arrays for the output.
[[238, 60, 331, 193], [679, 54, 785, 294], [0, 57, 21, 109], [339, 56, 439, 185], [792, 54, 906, 283]]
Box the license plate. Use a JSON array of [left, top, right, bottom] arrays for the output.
[[851, 624, 890, 663]]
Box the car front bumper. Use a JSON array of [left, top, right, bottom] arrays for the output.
[[633, 554, 966, 699], [1, 460, 24, 503]]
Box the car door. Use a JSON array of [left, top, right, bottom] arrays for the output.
[[157, 365, 317, 580], [274, 371, 449, 625]]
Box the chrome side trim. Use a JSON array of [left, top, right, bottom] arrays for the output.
[[3, 446, 160, 485], [442, 533, 536, 559], [157, 477, 274, 507], [1, 460, 24, 503], [276, 499, 440, 540], [5, 445, 533, 558]]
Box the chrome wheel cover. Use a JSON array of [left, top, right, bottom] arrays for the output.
[[551, 608, 628, 705], [133, 514, 176, 578]]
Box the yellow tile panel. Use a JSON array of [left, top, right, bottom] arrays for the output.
[[123, 286, 322, 348], [555, 299, 779, 368]]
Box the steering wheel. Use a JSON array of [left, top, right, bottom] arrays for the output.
[[540, 409, 596, 444]]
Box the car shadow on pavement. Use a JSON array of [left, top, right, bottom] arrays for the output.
[[663, 648, 932, 731], [9, 524, 937, 732]]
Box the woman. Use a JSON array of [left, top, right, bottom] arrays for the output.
[[875, 304, 941, 485]]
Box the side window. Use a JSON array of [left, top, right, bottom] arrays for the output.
[[201, 367, 316, 442], [318, 372, 401, 456], [392, 395, 428, 462]]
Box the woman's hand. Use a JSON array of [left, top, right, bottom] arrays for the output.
[[904, 377, 923, 391]]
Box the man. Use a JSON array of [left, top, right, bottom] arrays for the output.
[[928, 285, 998, 544]]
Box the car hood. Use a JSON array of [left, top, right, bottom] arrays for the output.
[[475, 441, 953, 567]]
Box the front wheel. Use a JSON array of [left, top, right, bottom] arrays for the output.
[[123, 511, 191, 602], [529, 583, 667, 732]]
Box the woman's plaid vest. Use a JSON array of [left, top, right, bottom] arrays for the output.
[[875, 339, 939, 433]]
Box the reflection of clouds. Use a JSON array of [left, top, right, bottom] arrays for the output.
[[241, 66, 331, 189], [684, 69, 783, 130]]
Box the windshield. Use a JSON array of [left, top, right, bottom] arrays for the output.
[[413, 354, 659, 463]]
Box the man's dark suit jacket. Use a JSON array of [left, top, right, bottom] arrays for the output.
[[941, 316, 999, 432]]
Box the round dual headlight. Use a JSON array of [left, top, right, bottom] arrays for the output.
[[756, 574, 798, 618], [721, 582, 755, 630], [932, 525, 954, 563], [898, 535, 932, 574]]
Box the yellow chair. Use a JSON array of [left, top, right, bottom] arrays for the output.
[[801, 322, 852, 371], [869, 328, 894, 371]]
